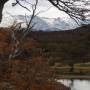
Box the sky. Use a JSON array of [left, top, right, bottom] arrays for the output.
[[1, 0, 90, 27], [0, 0, 69, 27], [3, 0, 68, 18]]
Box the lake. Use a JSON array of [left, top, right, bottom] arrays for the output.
[[57, 79, 90, 90]]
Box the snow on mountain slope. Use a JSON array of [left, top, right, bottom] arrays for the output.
[[53, 18, 70, 30], [0, 14, 14, 27], [0, 14, 50, 30], [13, 15, 50, 30], [0, 14, 89, 31], [40, 17, 79, 30]]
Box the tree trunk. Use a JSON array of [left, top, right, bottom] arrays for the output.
[[69, 64, 74, 73], [0, 0, 8, 22]]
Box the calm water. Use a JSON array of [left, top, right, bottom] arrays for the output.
[[57, 79, 90, 90]]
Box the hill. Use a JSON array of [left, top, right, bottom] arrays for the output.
[[27, 25, 90, 65], [72, 24, 90, 32], [0, 25, 90, 65], [0, 24, 90, 89], [0, 28, 70, 90]]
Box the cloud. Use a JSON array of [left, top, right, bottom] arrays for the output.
[[2, 0, 67, 18]]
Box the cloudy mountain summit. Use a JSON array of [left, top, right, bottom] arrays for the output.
[[0, 0, 77, 30], [0, 0, 90, 30], [0, 14, 79, 30]]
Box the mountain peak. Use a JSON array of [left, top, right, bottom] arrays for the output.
[[0, 14, 90, 31]]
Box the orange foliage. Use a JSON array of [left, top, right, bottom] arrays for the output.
[[0, 28, 70, 90], [0, 59, 70, 90]]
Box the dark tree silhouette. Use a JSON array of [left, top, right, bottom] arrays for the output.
[[0, 0, 9, 22], [48, 0, 90, 20]]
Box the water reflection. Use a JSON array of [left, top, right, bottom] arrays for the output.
[[57, 79, 90, 90]]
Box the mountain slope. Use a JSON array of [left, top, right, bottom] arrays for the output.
[[0, 14, 78, 30]]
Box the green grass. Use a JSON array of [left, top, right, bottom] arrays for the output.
[[51, 62, 90, 75]]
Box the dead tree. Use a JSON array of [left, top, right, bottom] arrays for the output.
[[9, 0, 38, 60]]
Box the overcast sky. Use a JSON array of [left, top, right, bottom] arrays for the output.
[[3, 0, 68, 18]]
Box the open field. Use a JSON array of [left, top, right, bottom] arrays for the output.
[[56, 75, 90, 80], [51, 65, 90, 75], [50, 62, 90, 75]]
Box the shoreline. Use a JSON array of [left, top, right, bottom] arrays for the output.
[[56, 75, 90, 80]]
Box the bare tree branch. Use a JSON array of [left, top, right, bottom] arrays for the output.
[[9, 0, 39, 59], [48, 0, 90, 24]]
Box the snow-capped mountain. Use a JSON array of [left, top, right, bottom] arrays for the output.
[[0, 14, 89, 31], [53, 18, 70, 30], [14, 15, 50, 31]]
